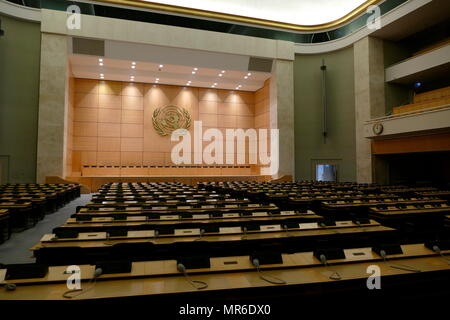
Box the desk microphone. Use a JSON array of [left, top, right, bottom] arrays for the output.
[[432, 245, 450, 264], [379, 250, 421, 273], [241, 227, 248, 240], [4, 283, 16, 291], [283, 225, 293, 237], [194, 229, 205, 241], [319, 254, 341, 280], [251, 258, 286, 285], [177, 263, 208, 290]]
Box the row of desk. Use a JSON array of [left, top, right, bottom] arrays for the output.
[[0, 184, 81, 243], [0, 182, 448, 303]]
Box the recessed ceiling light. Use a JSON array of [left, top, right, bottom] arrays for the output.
[[247, 73, 251, 76], [131, 66, 136, 69], [192, 71, 196, 74], [99, 63, 103, 66], [186, 83, 190, 86], [219, 74, 223, 77], [159, 64, 163, 68], [214, 83, 217, 86], [132, 62, 136, 65], [98, 58, 103, 62], [244, 76, 248, 79], [221, 70, 225, 73], [100, 73, 104, 76], [193, 68, 198, 71], [156, 78, 159, 81]]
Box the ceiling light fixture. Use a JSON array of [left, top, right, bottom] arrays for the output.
[[247, 73, 251, 76], [194, 68, 198, 71], [99, 62, 103, 66], [132, 61, 136, 65], [219, 74, 223, 77], [244, 76, 248, 79], [98, 58, 103, 62], [159, 64, 163, 68], [221, 70, 225, 73], [192, 71, 196, 74], [131, 65, 136, 69]]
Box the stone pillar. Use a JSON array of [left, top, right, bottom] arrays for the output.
[[36, 33, 68, 183], [354, 36, 385, 183], [270, 59, 295, 179]]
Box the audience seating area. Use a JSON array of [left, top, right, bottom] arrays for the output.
[[392, 86, 450, 115], [0, 184, 80, 243], [0, 181, 449, 302]]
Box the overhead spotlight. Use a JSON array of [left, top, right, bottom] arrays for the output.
[[244, 76, 248, 79], [247, 73, 251, 76], [156, 78, 159, 81], [186, 83, 191, 86], [131, 65, 136, 69], [214, 83, 217, 86], [192, 71, 196, 74], [132, 61, 136, 65], [194, 68, 198, 71], [159, 64, 164, 68], [221, 70, 225, 73], [99, 62, 103, 66], [219, 74, 223, 77], [98, 58, 103, 62], [100, 73, 104, 77]]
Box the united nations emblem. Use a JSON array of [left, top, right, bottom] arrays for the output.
[[152, 105, 191, 136]]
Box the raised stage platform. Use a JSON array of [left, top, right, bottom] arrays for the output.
[[50, 175, 275, 193]]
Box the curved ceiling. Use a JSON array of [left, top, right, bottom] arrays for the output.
[[97, 0, 383, 31]]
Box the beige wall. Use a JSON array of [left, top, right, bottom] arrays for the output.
[[70, 79, 269, 176]]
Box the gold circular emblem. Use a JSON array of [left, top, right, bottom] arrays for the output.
[[152, 105, 191, 136]]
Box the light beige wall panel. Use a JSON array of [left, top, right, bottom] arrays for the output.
[[73, 122, 98, 137], [74, 108, 98, 122], [122, 109, 143, 124], [122, 83, 144, 96], [98, 123, 121, 137], [99, 94, 122, 109], [121, 137, 143, 152], [99, 80, 122, 95], [75, 79, 98, 94], [98, 108, 122, 123], [122, 95, 144, 110], [97, 151, 121, 165], [121, 151, 143, 166], [121, 124, 144, 138], [73, 136, 98, 151], [98, 137, 121, 151], [74, 92, 98, 108]]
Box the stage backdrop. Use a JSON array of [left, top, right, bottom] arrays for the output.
[[68, 78, 270, 176]]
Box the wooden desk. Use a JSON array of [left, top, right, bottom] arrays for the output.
[[1, 244, 449, 301]]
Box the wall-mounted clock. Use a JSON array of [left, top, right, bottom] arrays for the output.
[[372, 122, 383, 135]]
